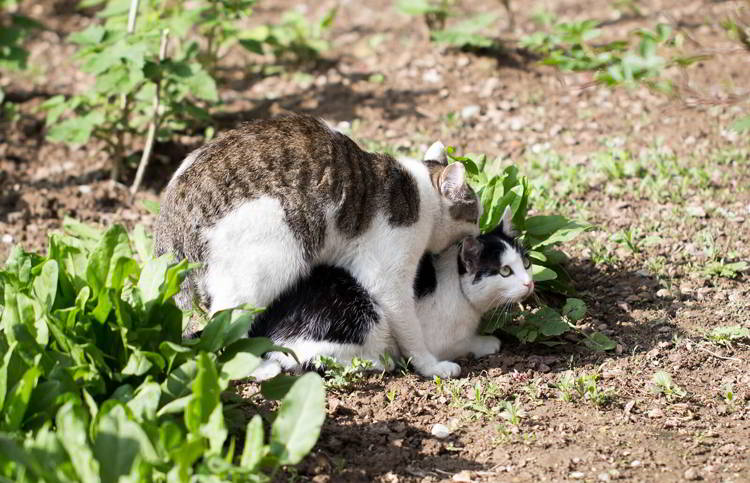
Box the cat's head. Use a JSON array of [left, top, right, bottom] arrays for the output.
[[423, 141, 481, 252], [458, 206, 534, 312]]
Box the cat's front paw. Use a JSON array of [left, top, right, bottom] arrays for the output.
[[468, 335, 501, 359], [421, 360, 461, 379]]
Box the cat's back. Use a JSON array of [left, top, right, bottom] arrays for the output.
[[155, 113, 420, 263]]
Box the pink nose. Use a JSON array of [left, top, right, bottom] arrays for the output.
[[524, 280, 534, 291]]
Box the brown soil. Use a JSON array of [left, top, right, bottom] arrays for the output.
[[2, 0, 749, 481]]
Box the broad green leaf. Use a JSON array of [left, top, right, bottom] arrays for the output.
[[126, 382, 161, 421], [200, 403, 228, 454], [94, 404, 157, 483], [161, 359, 197, 402], [583, 332, 617, 351], [731, 114, 750, 132], [220, 337, 298, 364], [3, 365, 41, 431], [525, 215, 571, 237], [185, 352, 220, 433], [240, 414, 265, 470], [532, 265, 557, 282], [0, 341, 16, 413], [220, 350, 262, 382], [131, 224, 153, 262], [562, 298, 586, 322], [271, 372, 325, 465], [57, 402, 101, 483], [32, 260, 59, 310], [526, 307, 570, 337], [260, 374, 299, 400], [86, 225, 134, 296]]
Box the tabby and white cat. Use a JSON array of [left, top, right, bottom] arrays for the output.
[[154, 114, 480, 378], [244, 207, 534, 376]]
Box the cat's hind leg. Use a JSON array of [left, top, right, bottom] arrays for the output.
[[203, 197, 311, 313]]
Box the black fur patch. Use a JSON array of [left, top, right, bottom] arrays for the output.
[[248, 265, 379, 345], [467, 226, 526, 284], [414, 253, 438, 298]]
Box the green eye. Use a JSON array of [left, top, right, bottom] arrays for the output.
[[500, 266, 513, 277], [522, 256, 531, 269]]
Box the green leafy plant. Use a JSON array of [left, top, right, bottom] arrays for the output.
[[705, 326, 750, 347], [430, 12, 501, 49], [650, 371, 686, 402], [42, 0, 222, 183], [703, 260, 748, 279], [0, 220, 326, 480], [314, 356, 373, 390], [240, 7, 337, 65], [396, 0, 455, 31], [447, 148, 592, 345], [521, 21, 697, 92]]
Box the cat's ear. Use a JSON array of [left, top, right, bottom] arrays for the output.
[[460, 237, 483, 273], [495, 205, 517, 238], [424, 141, 447, 164], [438, 162, 467, 200]]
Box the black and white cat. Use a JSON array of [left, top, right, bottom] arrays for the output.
[[243, 207, 534, 378], [155, 114, 480, 378]]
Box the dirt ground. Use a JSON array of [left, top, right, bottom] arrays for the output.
[[2, 0, 749, 481]]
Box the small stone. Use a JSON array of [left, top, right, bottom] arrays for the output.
[[479, 77, 501, 97], [686, 205, 707, 218], [461, 105, 481, 120], [1, 234, 12, 244], [630, 460, 642, 468], [452, 470, 473, 482], [683, 468, 700, 480], [422, 69, 442, 83], [597, 472, 611, 482], [431, 423, 451, 439], [647, 408, 664, 418], [569, 471, 585, 479], [509, 117, 525, 131], [78, 185, 92, 194], [656, 289, 671, 298], [498, 100, 513, 111]]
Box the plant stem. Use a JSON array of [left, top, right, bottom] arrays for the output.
[[130, 29, 169, 196], [111, 0, 141, 182]]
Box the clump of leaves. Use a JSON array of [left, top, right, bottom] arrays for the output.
[[42, 0, 222, 181], [703, 260, 748, 279], [0, 219, 326, 481], [650, 371, 687, 402], [705, 326, 750, 347], [314, 356, 373, 390], [240, 7, 337, 65], [521, 20, 699, 92], [396, 0, 455, 31], [447, 148, 599, 346], [554, 372, 615, 406]]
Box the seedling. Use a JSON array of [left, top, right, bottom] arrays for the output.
[[705, 326, 750, 348], [314, 356, 374, 390], [499, 399, 525, 425], [651, 371, 687, 402], [386, 389, 397, 403], [555, 373, 576, 402], [721, 384, 735, 405]]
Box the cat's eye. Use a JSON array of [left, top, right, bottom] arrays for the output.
[[500, 266, 513, 277], [522, 256, 531, 269]]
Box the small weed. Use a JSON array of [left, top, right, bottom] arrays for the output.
[[703, 260, 749, 280], [574, 373, 616, 406], [721, 384, 735, 405], [651, 371, 687, 402], [315, 356, 374, 390], [705, 326, 750, 347], [386, 389, 398, 403], [611, 228, 661, 255], [499, 399, 526, 425], [523, 379, 543, 400], [433, 375, 445, 394], [555, 373, 575, 402]]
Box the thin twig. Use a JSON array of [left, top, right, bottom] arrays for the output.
[[113, 0, 141, 182], [697, 345, 741, 362], [130, 29, 169, 196]]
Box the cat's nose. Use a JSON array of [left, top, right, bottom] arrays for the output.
[[524, 280, 534, 292]]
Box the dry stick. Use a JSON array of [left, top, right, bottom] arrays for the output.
[[130, 29, 169, 196], [112, 0, 141, 183]]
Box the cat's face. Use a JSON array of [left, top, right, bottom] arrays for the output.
[[423, 142, 481, 251], [458, 207, 534, 311]]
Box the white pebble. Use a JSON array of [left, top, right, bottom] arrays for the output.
[[431, 423, 451, 439]]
